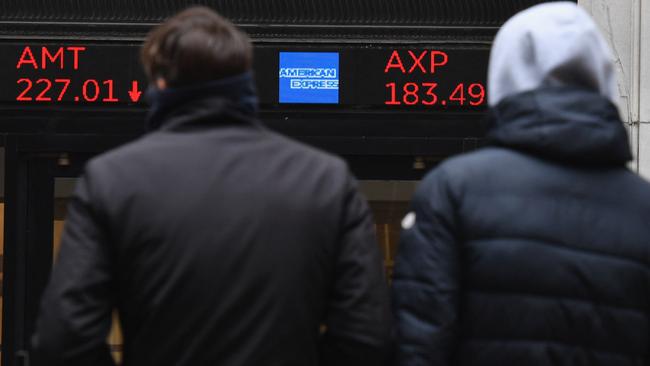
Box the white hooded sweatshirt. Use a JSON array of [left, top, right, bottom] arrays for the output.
[[487, 2, 618, 107]]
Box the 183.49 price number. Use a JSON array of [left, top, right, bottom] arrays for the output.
[[385, 82, 485, 106]]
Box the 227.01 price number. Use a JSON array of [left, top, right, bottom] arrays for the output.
[[385, 82, 485, 107], [16, 78, 142, 103]]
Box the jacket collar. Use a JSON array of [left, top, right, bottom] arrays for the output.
[[485, 86, 632, 166], [145, 72, 259, 131]]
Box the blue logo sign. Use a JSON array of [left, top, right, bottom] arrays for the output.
[[279, 52, 339, 104]]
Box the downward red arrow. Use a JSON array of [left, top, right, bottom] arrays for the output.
[[128, 81, 142, 102]]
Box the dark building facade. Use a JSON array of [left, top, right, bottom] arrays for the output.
[[0, 1, 570, 364]]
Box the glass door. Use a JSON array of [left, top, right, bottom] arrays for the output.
[[54, 178, 123, 364], [360, 181, 417, 282], [1, 148, 103, 366]]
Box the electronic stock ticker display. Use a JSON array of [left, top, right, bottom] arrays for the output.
[[1, 44, 489, 110]]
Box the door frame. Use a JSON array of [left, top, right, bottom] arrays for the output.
[[1, 134, 129, 366]]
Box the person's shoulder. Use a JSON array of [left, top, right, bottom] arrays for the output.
[[421, 147, 516, 186], [263, 129, 348, 172], [446, 146, 523, 170], [414, 147, 531, 209], [618, 167, 650, 204], [82, 132, 174, 185]]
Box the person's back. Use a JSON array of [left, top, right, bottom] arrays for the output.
[[393, 3, 650, 365], [31, 7, 391, 366]]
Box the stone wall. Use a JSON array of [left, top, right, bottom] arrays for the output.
[[579, 0, 650, 178]]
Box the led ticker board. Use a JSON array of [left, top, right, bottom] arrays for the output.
[[8, 44, 145, 104], [264, 47, 489, 109], [0, 43, 489, 110], [382, 50, 486, 107], [268, 47, 490, 109]]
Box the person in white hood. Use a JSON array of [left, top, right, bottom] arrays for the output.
[[488, 1, 618, 107], [392, 2, 650, 366]]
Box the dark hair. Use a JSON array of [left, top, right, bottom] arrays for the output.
[[141, 6, 253, 87]]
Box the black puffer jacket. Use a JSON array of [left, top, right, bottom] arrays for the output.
[[393, 87, 650, 366]]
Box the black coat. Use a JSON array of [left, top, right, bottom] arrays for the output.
[[31, 86, 391, 365], [393, 87, 650, 366]]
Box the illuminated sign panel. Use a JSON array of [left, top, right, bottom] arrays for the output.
[[279, 52, 339, 104], [10, 45, 144, 104], [382, 50, 485, 107], [0, 44, 489, 110]]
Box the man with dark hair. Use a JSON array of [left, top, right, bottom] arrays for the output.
[[31, 7, 391, 366], [141, 7, 253, 87], [393, 2, 650, 366]]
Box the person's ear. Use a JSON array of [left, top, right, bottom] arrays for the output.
[[156, 78, 167, 90]]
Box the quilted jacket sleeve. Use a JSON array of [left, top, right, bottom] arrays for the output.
[[392, 167, 461, 366]]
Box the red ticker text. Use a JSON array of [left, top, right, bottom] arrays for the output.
[[383, 50, 486, 107], [14, 46, 142, 103]]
